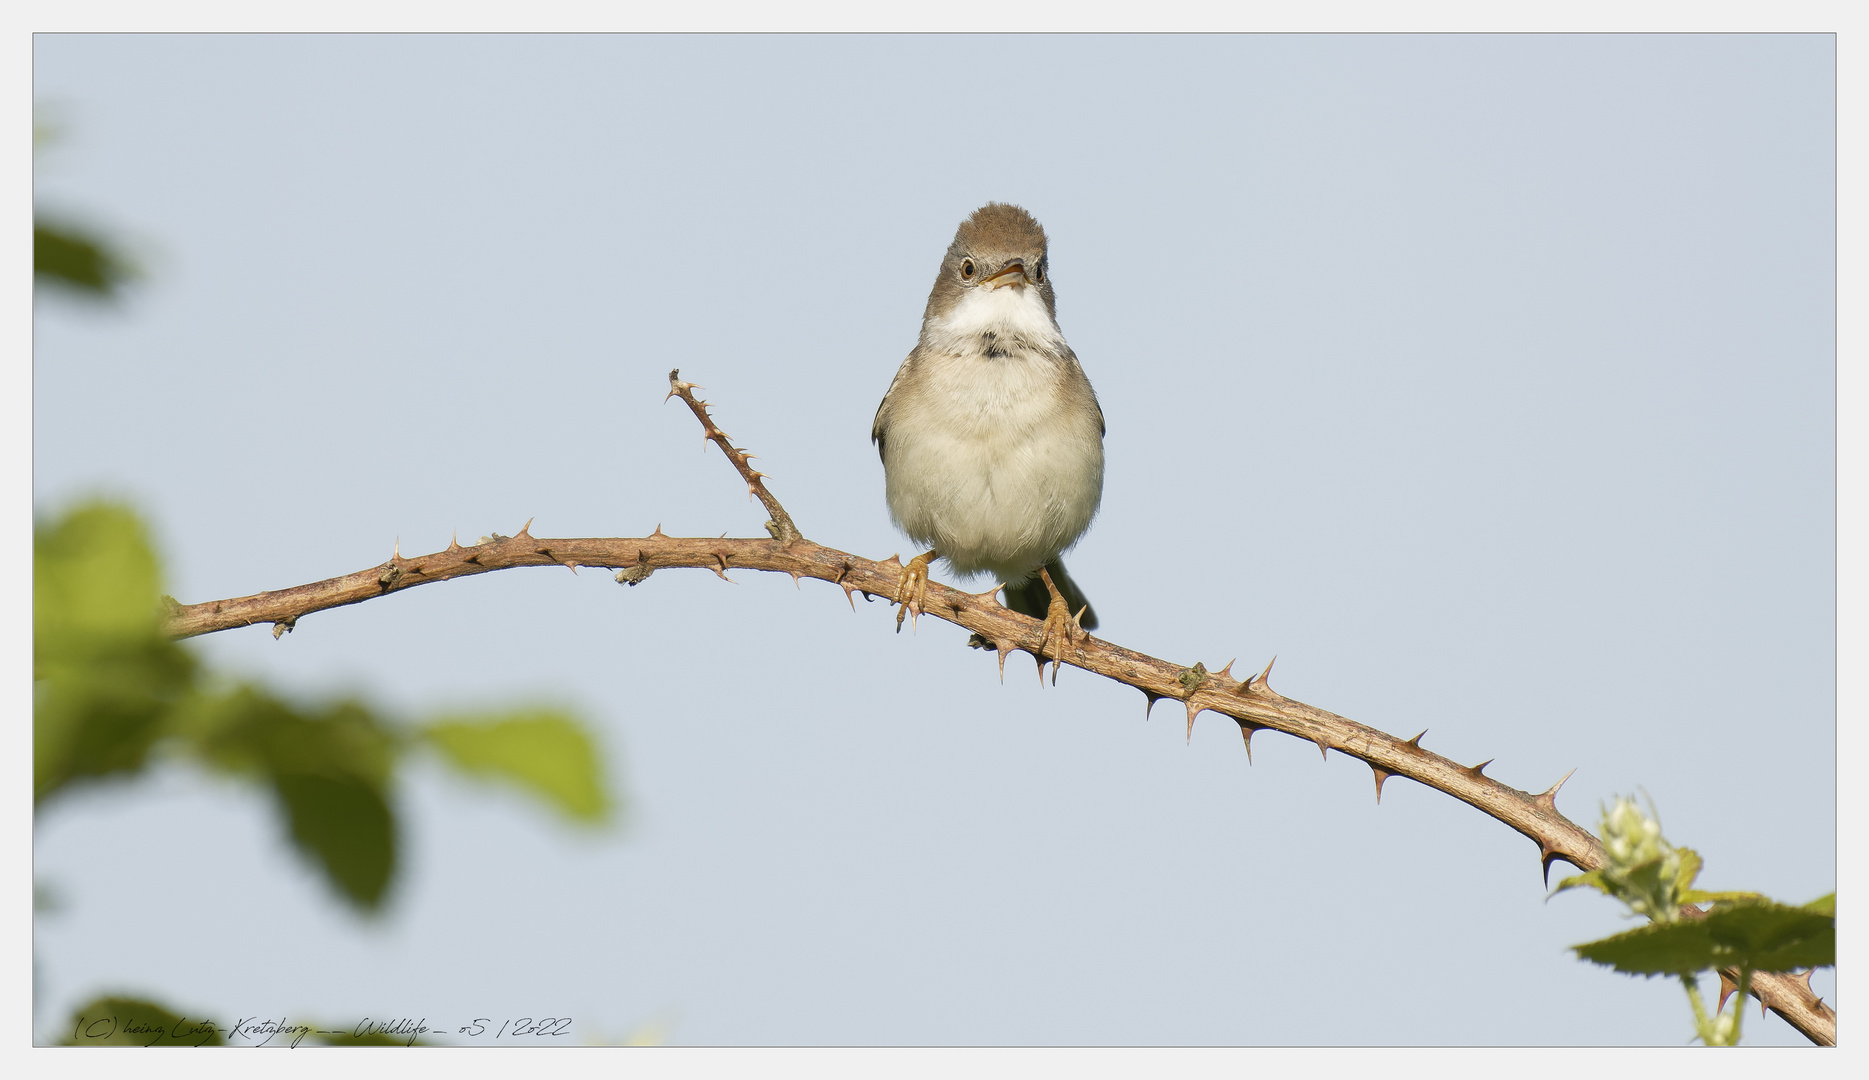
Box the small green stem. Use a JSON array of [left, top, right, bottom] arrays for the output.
[[1683, 973, 1714, 1044]]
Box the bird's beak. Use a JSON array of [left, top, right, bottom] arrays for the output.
[[983, 259, 1028, 289]]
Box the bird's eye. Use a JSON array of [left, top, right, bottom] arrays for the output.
[[1033, 259, 1046, 284], [959, 258, 975, 280]]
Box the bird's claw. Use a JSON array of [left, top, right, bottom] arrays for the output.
[[1031, 568, 1088, 683], [893, 550, 937, 633]]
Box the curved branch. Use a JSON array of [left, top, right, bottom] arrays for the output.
[[156, 376, 1835, 1047]]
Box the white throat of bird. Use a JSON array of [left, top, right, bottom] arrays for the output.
[[926, 282, 1063, 354]]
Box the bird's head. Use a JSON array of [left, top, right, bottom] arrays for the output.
[[922, 203, 1061, 344]]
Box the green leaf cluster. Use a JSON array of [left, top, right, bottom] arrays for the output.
[[1555, 795, 1834, 1045], [35, 501, 616, 911]]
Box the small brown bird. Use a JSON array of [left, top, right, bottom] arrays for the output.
[[873, 203, 1105, 656]]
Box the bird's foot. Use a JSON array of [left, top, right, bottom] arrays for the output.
[[893, 549, 938, 633], [1032, 566, 1089, 683]]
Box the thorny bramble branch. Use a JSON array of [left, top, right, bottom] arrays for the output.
[[160, 370, 1835, 1046]]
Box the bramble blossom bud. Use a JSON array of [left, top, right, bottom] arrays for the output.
[[1602, 796, 1665, 867], [1598, 796, 1691, 922]]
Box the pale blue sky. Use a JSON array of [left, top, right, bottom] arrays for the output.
[[31, 34, 1834, 1045]]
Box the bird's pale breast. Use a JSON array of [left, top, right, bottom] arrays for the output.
[[883, 343, 1104, 584]]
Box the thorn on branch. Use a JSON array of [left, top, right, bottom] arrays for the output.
[[1239, 722, 1259, 764], [1534, 768, 1576, 811], [996, 639, 1014, 683], [1372, 765, 1392, 803], [1239, 655, 1277, 694], [1142, 689, 1164, 720], [1539, 842, 1570, 887], [1404, 730, 1428, 751], [1465, 759, 1493, 779], [1184, 700, 1203, 744]]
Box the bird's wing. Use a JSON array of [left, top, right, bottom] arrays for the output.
[[1062, 344, 1106, 436], [872, 351, 919, 461]]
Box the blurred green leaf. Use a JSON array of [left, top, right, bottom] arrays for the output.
[[424, 711, 611, 824], [35, 498, 616, 918], [182, 686, 397, 787], [62, 995, 223, 1046], [1573, 899, 1835, 976], [34, 502, 195, 802], [1804, 892, 1835, 917], [35, 220, 133, 297], [182, 686, 401, 910], [274, 772, 397, 909]]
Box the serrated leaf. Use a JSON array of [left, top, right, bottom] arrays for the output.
[[1574, 920, 1721, 976], [1701, 900, 1834, 971], [423, 711, 611, 824], [1682, 890, 1764, 905], [1551, 870, 1609, 897], [62, 995, 223, 1046], [1573, 899, 1834, 975]]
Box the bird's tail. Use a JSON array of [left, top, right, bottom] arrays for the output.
[[1004, 558, 1098, 631]]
